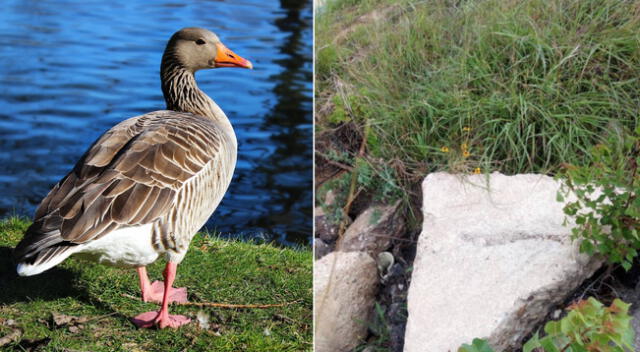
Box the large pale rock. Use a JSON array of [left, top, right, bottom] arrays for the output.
[[315, 251, 378, 352], [404, 173, 604, 352], [340, 202, 405, 257]]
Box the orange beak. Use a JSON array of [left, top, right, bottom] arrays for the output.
[[214, 43, 253, 69]]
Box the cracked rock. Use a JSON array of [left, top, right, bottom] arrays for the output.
[[404, 172, 604, 352], [340, 202, 405, 257]]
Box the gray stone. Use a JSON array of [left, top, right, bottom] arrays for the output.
[[404, 172, 604, 352], [315, 251, 379, 352], [315, 206, 340, 243], [340, 202, 405, 257], [617, 284, 640, 349], [633, 307, 640, 349]]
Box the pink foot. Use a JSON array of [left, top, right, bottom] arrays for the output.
[[131, 311, 191, 329], [142, 281, 188, 304]]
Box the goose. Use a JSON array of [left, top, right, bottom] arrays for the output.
[[13, 27, 252, 329]]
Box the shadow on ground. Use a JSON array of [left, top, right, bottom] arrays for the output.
[[0, 246, 85, 305]]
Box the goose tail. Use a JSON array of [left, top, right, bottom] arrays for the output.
[[14, 223, 78, 276], [16, 245, 78, 276]]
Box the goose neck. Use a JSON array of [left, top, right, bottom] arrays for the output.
[[160, 57, 226, 123]]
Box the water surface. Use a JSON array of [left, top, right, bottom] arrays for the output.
[[0, 0, 312, 246]]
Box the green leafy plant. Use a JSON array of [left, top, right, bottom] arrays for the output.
[[459, 338, 495, 352], [458, 298, 635, 352], [558, 127, 640, 270], [524, 298, 634, 352], [354, 302, 391, 352]]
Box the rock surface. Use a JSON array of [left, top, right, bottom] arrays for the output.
[[315, 206, 340, 243], [404, 172, 604, 352], [314, 238, 332, 259], [315, 251, 378, 352], [617, 283, 640, 349], [340, 202, 405, 257]]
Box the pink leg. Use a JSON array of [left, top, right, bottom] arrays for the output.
[[131, 262, 191, 329], [136, 266, 188, 304]]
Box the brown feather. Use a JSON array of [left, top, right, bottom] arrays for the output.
[[20, 111, 225, 252]]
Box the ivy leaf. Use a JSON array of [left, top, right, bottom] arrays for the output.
[[458, 338, 496, 352]]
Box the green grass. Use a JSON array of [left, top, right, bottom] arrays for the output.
[[316, 0, 640, 213], [0, 217, 312, 352]]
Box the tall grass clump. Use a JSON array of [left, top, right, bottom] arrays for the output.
[[316, 0, 640, 207]]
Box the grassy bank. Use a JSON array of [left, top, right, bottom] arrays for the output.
[[0, 217, 312, 352], [316, 0, 640, 217]]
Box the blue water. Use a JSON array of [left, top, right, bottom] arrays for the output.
[[0, 0, 312, 246]]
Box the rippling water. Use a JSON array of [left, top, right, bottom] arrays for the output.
[[0, 0, 312, 246]]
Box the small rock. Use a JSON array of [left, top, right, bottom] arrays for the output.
[[377, 251, 394, 280], [315, 238, 332, 259], [315, 207, 340, 243], [315, 251, 379, 352], [388, 263, 404, 279], [388, 303, 406, 324], [340, 202, 405, 257], [324, 189, 337, 206]]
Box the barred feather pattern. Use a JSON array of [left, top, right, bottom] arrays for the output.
[[14, 29, 238, 269]]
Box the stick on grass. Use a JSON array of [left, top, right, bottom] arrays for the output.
[[120, 293, 298, 309]]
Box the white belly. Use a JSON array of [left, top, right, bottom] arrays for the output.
[[76, 224, 159, 267]]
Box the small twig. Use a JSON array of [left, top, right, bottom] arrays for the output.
[[316, 153, 355, 172], [338, 124, 368, 238], [120, 293, 298, 309], [83, 312, 119, 324], [178, 301, 298, 309]]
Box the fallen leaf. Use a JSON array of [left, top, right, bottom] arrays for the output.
[[0, 328, 21, 347], [52, 313, 74, 327], [51, 312, 93, 334], [196, 310, 209, 329]]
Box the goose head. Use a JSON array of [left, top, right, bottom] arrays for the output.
[[163, 27, 253, 72]]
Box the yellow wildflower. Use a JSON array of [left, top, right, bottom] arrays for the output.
[[463, 150, 470, 158], [473, 167, 481, 174], [463, 126, 471, 132], [440, 146, 449, 153], [461, 143, 468, 151]]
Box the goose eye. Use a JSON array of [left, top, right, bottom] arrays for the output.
[[195, 39, 206, 45]]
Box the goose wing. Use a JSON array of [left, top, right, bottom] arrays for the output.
[[14, 111, 223, 263]]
